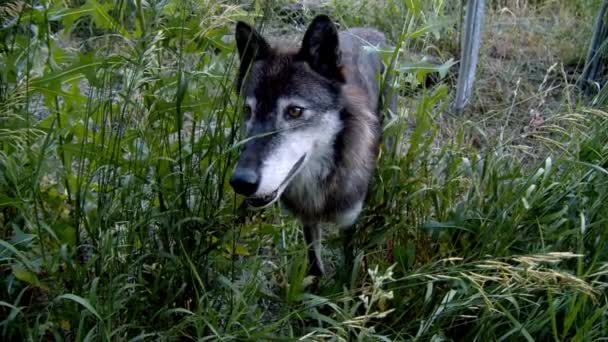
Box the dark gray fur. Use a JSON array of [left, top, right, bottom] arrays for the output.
[[232, 15, 387, 276]]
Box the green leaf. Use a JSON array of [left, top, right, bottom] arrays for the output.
[[0, 300, 22, 323], [398, 58, 457, 79], [12, 265, 48, 291], [0, 239, 35, 271], [0, 194, 22, 208], [53, 223, 77, 246], [84, 0, 129, 37], [222, 243, 250, 256], [403, 0, 423, 15], [164, 308, 195, 316], [176, 71, 189, 110], [56, 294, 103, 321], [30, 53, 123, 88], [394, 240, 416, 269]]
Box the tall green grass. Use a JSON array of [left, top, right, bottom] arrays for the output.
[[1, 0, 606, 340]]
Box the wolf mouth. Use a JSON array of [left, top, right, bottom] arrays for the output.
[[245, 153, 307, 209]]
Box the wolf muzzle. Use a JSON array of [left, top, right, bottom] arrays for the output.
[[230, 151, 307, 207], [229, 167, 259, 197]]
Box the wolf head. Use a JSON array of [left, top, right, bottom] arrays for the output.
[[230, 15, 345, 209]]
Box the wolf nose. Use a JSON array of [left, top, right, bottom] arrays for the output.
[[230, 168, 259, 196]]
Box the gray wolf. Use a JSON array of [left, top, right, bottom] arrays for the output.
[[230, 15, 388, 276]]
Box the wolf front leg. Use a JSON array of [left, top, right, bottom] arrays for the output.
[[342, 225, 356, 274], [337, 201, 363, 276], [303, 223, 324, 276]]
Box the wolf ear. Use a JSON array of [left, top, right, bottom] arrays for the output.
[[299, 15, 342, 81], [235, 21, 269, 84]]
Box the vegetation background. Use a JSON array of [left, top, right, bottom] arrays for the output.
[[1, 0, 607, 340]]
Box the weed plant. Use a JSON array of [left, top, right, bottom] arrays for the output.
[[0, 0, 606, 340]]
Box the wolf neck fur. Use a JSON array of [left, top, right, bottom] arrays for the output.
[[281, 83, 380, 223]]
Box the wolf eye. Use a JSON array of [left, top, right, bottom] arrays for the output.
[[286, 106, 303, 119], [243, 105, 252, 118]]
